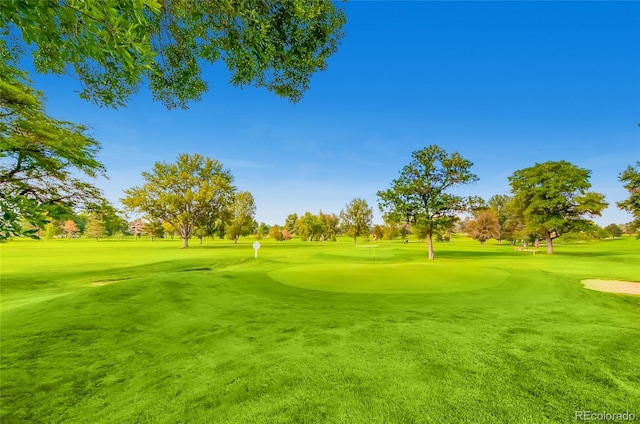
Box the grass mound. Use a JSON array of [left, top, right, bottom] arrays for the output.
[[269, 262, 508, 294]]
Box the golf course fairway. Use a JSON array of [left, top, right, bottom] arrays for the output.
[[1, 236, 638, 423]]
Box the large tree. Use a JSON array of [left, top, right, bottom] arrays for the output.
[[603, 223, 623, 239], [284, 213, 299, 234], [617, 162, 640, 228], [295, 211, 325, 242], [487, 194, 510, 243], [61, 219, 79, 238], [225, 191, 256, 244], [1, 0, 346, 109], [128, 218, 145, 239], [339, 198, 372, 244], [122, 153, 235, 248], [84, 213, 106, 241], [509, 161, 607, 254], [318, 210, 339, 241], [377, 145, 478, 260], [466, 210, 500, 245], [0, 53, 105, 240]]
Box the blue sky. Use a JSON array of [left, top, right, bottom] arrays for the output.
[[29, 1, 639, 226]]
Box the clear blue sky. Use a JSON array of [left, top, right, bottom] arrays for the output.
[[30, 1, 640, 226]]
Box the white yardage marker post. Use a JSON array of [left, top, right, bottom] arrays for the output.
[[253, 241, 261, 258]]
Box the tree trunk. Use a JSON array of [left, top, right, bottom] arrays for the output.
[[182, 237, 189, 248], [199, 236, 203, 244], [427, 233, 434, 260], [545, 230, 553, 254], [354, 236, 357, 244], [234, 235, 239, 244]]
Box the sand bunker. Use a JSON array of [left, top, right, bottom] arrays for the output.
[[582, 279, 640, 296]]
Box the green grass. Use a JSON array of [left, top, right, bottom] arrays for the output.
[[1, 236, 639, 423]]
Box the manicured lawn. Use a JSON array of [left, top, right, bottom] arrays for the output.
[[1, 236, 639, 423]]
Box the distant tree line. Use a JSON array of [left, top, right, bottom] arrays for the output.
[[4, 150, 638, 256]]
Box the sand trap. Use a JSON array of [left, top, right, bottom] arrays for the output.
[[582, 279, 640, 296]]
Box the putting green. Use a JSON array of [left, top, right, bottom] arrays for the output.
[[268, 262, 509, 294]]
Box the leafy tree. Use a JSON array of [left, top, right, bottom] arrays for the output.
[[398, 221, 411, 239], [196, 213, 227, 243], [487, 194, 517, 244], [372, 224, 384, 241], [87, 200, 128, 236], [193, 224, 212, 245], [466, 210, 500, 245], [0, 48, 105, 240], [339, 198, 373, 244], [281, 228, 292, 241], [468, 196, 489, 216], [284, 213, 299, 234], [73, 213, 89, 234], [411, 224, 429, 242], [61, 219, 79, 238], [122, 153, 235, 248], [1, 0, 346, 109], [162, 221, 176, 240], [85, 213, 106, 241], [617, 162, 640, 228], [295, 212, 325, 242], [603, 223, 623, 239], [44, 220, 63, 239], [509, 161, 608, 254], [377, 145, 478, 260], [269, 225, 284, 241], [501, 197, 527, 245], [382, 224, 400, 241], [143, 219, 164, 241], [255, 222, 270, 239], [318, 210, 339, 241], [225, 191, 256, 244], [128, 219, 145, 239]]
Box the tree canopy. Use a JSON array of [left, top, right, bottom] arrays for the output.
[[617, 162, 640, 229], [0, 52, 105, 240], [1, 0, 346, 109], [339, 198, 372, 244], [226, 191, 256, 244], [466, 210, 500, 245], [295, 211, 325, 242], [509, 160, 607, 254], [377, 145, 478, 260], [121, 153, 235, 248]]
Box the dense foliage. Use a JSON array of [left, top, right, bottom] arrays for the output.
[[377, 145, 478, 259], [0, 44, 105, 240], [0, 0, 346, 108], [122, 153, 235, 248], [617, 162, 640, 230], [509, 161, 607, 254], [339, 198, 373, 244]]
